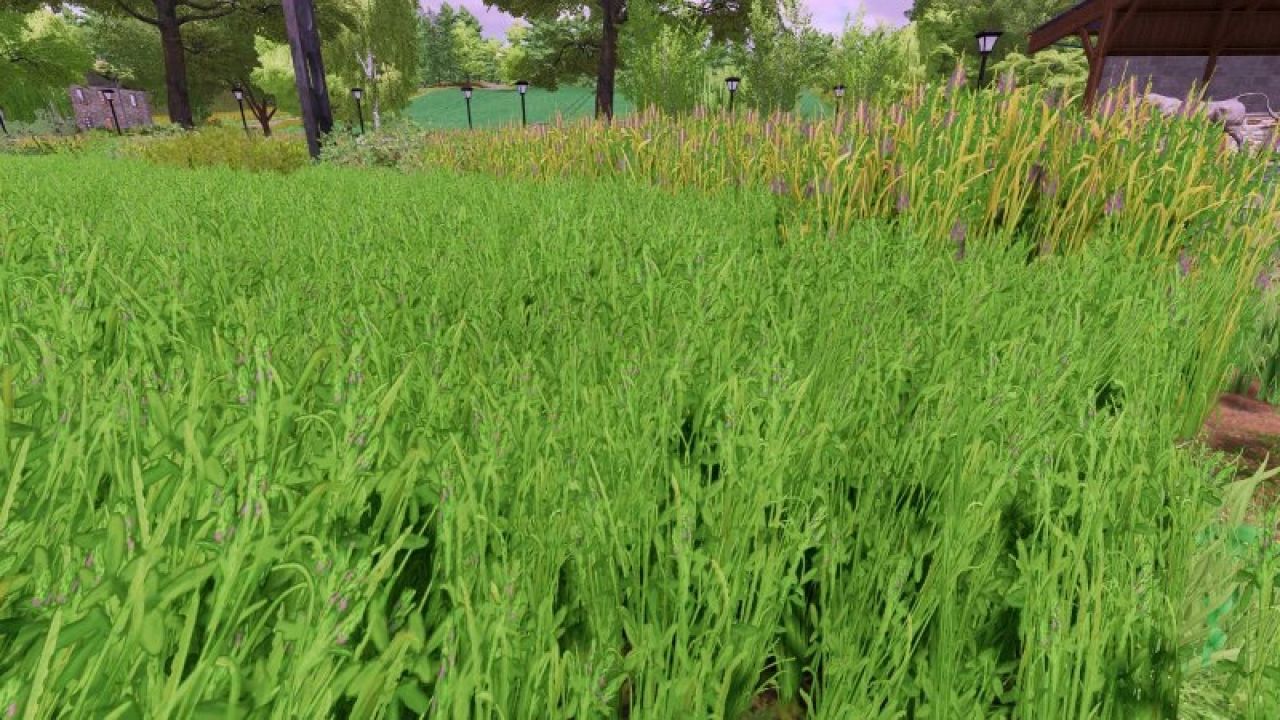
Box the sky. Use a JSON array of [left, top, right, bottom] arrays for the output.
[[419, 0, 914, 41]]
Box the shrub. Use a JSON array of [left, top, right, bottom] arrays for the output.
[[319, 122, 430, 171], [118, 127, 311, 173], [0, 132, 92, 156]]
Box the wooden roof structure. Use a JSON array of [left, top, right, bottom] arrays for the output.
[[1027, 0, 1280, 111]]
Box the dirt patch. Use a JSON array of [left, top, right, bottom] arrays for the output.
[[1197, 377, 1280, 521]]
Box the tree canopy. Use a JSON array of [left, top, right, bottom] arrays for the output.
[[0, 7, 92, 122]]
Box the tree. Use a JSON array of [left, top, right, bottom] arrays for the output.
[[0, 7, 92, 122], [418, 4, 487, 85], [75, 0, 354, 128], [86, 9, 259, 123], [616, 0, 713, 115], [327, 0, 421, 129], [818, 9, 925, 108], [908, 0, 1074, 85], [499, 10, 598, 91], [252, 36, 302, 117], [75, 0, 256, 127], [496, 21, 529, 83], [729, 0, 830, 114], [480, 0, 753, 121]]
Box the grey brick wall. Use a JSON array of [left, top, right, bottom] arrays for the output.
[[1099, 56, 1280, 113], [68, 86, 154, 131]]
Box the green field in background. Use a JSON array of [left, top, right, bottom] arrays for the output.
[[404, 84, 834, 129]]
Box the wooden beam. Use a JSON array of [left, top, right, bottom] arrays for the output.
[[1029, 0, 1107, 54], [1202, 5, 1234, 85], [1202, 0, 1266, 85], [1084, 0, 1119, 112], [1109, 0, 1145, 40]]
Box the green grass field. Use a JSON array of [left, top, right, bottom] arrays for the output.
[[3, 81, 1280, 718], [403, 85, 833, 130], [405, 84, 633, 129]]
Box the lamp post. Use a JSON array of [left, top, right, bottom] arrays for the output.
[[232, 84, 250, 135], [725, 76, 740, 115], [834, 84, 846, 118], [351, 87, 365, 134], [101, 87, 122, 135], [975, 30, 1003, 88], [461, 85, 474, 130], [0, 106, 7, 135], [515, 80, 529, 128]]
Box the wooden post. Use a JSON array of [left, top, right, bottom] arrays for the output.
[[1081, 0, 1148, 114], [1205, 0, 1266, 96], [282, 0, 334, 160]]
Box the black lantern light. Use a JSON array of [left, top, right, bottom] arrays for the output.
[[461, 85, 474, 130], [232, 84, 250, 135], [975, 30, 1003, 88], [101, 87, 122, 135], [515, 80, 529, 128], [351, 87, 365, 134], [834, 84, 846, 118], [725, 76, 741, 114]]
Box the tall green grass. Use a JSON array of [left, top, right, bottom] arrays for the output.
[[0, 156, 1277, 718]]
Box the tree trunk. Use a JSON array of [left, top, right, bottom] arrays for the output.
[[155, 0, 194, 128], [256, 113, 273, 137], [594, 0, 625, 123]]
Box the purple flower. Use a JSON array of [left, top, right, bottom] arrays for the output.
[[881, 137, 895, 156], [951, 220, 967, 260], [1178, 248, 1194, 276], [802, 181, 815, 199], [1104, 189, 1125, 216], [997, 71, 1015, 94], [336, 631, 349, 646], [896, 192, 910, 213], [6, 703, 15, 718], [769, 177, 788, 195], [947, 64, 967, 92], [1256, 269, 1272, 291]]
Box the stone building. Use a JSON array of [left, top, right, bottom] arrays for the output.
[[68, 85, 154, 132], [1028, 0, 1280, 114], [1100, 56, 1280, 114]]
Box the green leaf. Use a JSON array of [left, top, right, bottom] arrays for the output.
[[56, 605, 112, 650], [105, 514, 127, 576], [139, 606, 167, 656], [395, 680, 432, 714], [368, 592, 390, 652]]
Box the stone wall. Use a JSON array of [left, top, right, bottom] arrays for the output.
[[68, 86, 154, 131], [1098, 56, 1280, 114]]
